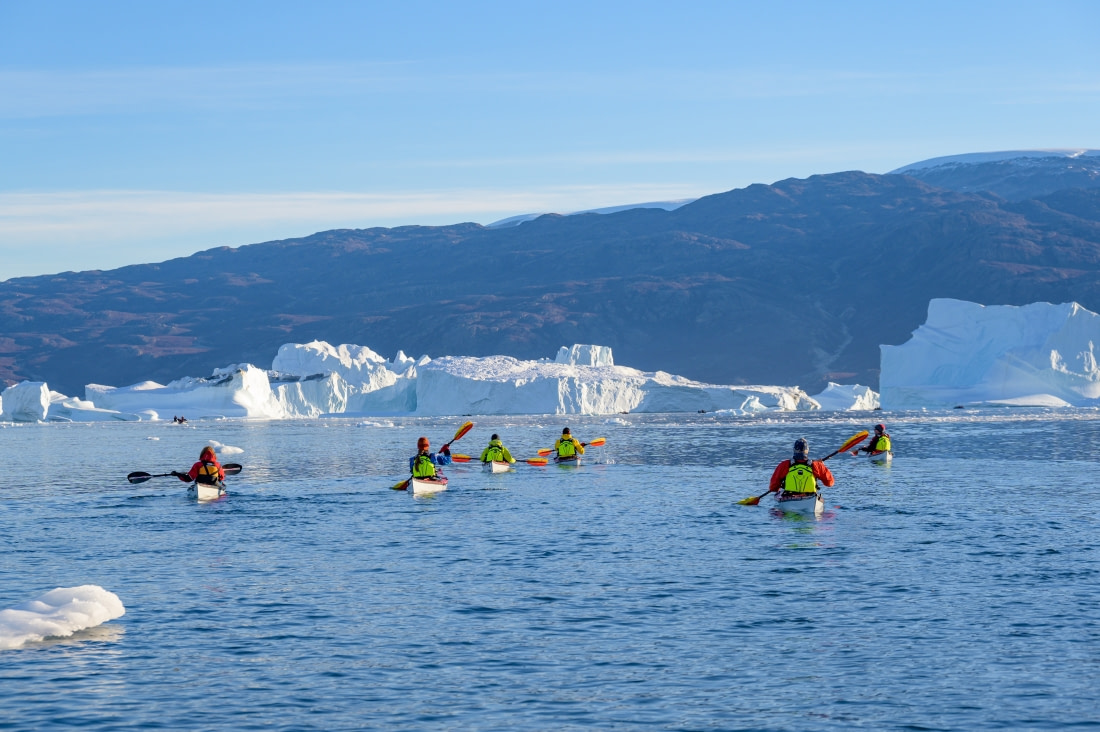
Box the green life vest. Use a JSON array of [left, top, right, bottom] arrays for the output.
[[484, 440, 505, 462], [556, 437, 577, 457], [784, 460, 817, 494], [412, 453, 436, 478], [871, 434, 892, 452]]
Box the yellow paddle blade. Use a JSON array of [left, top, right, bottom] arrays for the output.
[[524, 457, 549, 465], [451, 421, 474, 443], [737, 495, 762, 506], [586, 437, 606, 447], [838, 431, 870, 453], [451, 454, 472, 463], [391, 479, 410, 491], [537, 447, 554, 457]]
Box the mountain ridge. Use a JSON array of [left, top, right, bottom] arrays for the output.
[[5, 156, 1100, 397]]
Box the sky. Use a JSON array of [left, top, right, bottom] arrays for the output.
[[1, 0, 1098, 280]]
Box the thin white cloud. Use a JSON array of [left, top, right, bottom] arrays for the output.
[[1, 61, 1053, 120], [0, 185, 707, 279]]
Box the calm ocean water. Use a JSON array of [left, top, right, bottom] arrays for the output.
[[2, 410, 1099, 731]]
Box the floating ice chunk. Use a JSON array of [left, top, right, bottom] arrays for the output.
[[0, 586, 125, 650]]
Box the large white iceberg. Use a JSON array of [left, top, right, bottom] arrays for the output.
[[1, 381, 50, 422], [88, 363, 289, 420], [3, 341, 877, 420], [414, 354, 820, 415], [881, 299, 1100, 409], [83, 343, 843, 418]]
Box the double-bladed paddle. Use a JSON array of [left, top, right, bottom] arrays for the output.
[[391, 421, 474, 490], [536, 436, 606, 457], [450, 454, 549, 465], [737, 431, 869, 506], [127, 463, 243, 484]]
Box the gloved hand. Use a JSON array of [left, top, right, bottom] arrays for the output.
[[441, 445, 450, 456]]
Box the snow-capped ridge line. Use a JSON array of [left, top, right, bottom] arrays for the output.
[[890, 149, 1100, 174]]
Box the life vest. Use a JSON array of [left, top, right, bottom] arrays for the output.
[[412, 453, 436, 478], [556, 437, 577, 458], [483, 440, 505, 463], [784, 460, 818, 494], [196, 460, 221, 485], [870, 434, 892, 453]]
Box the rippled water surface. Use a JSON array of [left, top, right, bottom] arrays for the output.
[[2, 411, 1099, 730]]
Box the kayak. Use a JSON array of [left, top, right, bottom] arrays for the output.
[[773, 490, 823, 515], [482, 461, 513, 473], [554, 455, 582, 466], [411, 476, 449, 494], [869, 450, 893, 464], [188, 481, 226, 501]]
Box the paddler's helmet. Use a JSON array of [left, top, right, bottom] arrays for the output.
[[875, 423, 885, 434], [793, 438, 809, 459], [417, 436, 430, 449]]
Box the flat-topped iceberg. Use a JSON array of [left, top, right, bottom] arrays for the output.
[[881, 299, 1100, 409], [416, 355, 820, 415]]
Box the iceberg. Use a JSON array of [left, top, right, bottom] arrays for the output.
[[87, 363, 289, 420], [411, 354, 820, 415], [4, 342, 876, 420], [1, 381, 50, 422], [881, 299, 1100, 409], [810, 382, 880, 411]]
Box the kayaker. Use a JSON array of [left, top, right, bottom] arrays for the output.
[[854, 424, 892, 455], [410, 436, 452, 479], [768, 438, 834, 494], [480, 434, 516, 465], [173, 445, 225, 485], [555, 428, 585, 459]]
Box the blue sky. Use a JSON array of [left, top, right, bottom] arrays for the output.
[[1, 0, 1098, 280]]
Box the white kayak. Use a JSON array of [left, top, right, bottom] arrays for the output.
[[554, 455, 582, 467], [411, 476, 449, 494], [482, 461, 514, 473], [773, 490, 824, 515], [188, 481, 226, 501], [869, 450, 893, 464]]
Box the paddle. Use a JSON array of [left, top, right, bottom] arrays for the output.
[[536, 436, 607, 457], [127, 462, 243, 484], [737, 431, 869, 506], [391, 421, 474, 490], [451, 454, 548, 465]]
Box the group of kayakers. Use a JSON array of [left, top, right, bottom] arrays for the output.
[[766, 423, 892, 498], [411, 427, 589, 481], [162, 423, 889, 501]]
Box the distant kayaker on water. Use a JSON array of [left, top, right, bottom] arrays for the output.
[[768, 438, 834, 494], [411, 436, 451, 479], [555, 428, 585, 459], [173, 445, 225, 485], [480, 434, 516, 465], [854, 424, 891, 455]]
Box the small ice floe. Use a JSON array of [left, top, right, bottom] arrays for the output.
[[207, 440, 244, 456], [146, 437, 160, 441], [0, 585, 125, 650]]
